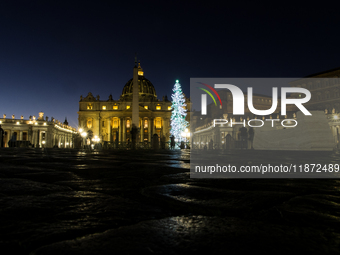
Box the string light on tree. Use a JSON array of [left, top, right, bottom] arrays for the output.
[[170, 80, 189, 142]]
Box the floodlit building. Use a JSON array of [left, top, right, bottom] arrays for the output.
[[0, 112, 77, 148], [78, 62, 191, 144]]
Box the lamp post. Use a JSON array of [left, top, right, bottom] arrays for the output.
[[92, 135, 100, 149], [181, 128, 190, 149], [81, 131, 87, 149]]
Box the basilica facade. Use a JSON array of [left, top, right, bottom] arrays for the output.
[[78, 63, 191, 144]]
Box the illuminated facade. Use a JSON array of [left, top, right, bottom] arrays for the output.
[[78, 63, 191, 143], [0, 112, 77, 148]]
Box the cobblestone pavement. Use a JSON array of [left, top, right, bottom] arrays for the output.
[[1, 148, 340, 254]]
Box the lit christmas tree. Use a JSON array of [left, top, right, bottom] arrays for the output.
[[170, 80, 189, 141]]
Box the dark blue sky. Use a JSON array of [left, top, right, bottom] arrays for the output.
[[1, 1, 339, 127]]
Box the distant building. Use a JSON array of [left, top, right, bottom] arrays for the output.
[[289, 67, 340, 147], [192, 68, 340, 149], [78, 62, 191, 144], [289, 67, 340, 113], [0, 112, 77, 148], [191, 89, 295, 149]]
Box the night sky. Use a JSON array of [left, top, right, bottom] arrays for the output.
[[1, 1, 339, 127]]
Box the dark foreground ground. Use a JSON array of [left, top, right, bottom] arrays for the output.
[[1, 148, 340, 254]]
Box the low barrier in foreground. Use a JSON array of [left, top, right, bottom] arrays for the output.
[[89, 141, 190, 150]]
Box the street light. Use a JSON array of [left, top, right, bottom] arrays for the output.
[[181, 128, 190, 148], [92, 135, 100, 143], [181, 128, 190, 139], [81, 131, 87, 148]]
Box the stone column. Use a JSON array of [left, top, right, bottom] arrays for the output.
[[46, 129, 51, 148], [98, 116, 101, 139], [37, 130, 40, 148], [148, 118, 152, 141], [7, 130, 11, 147], [32, 130, 35, 147], [141, 119, 144, 142], [107, 118, 111, 142], [119, 118, 122, 142], [163, 118, 168, 138], [28, 127, 32, 144], [122, 118, 126, 142], [152, 118, 156, 136]]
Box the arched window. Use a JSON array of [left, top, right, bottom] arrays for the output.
[[155, 117, 162, 129], [112, 118, 119, 128], [87, 119, 92, 128]]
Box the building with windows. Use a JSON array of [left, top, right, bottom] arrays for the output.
[[289, 67, 340, 148], [191, 89, 295, 149], [0, 112, 77, 148], [192, 68, 340, 150], [78, 63, 191, 144]]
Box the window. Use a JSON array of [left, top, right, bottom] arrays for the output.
[[87, 119, 92, 128], [156, 105, 161, 110], [102, 106, 106, 110], [155, 118, 161, 129], [113, 105, 118, 110], [126, 119, 130, 128], [102, 121, 105, 127], [126, 105, 130, 109], [87, 104, 93, 110], [23, 132, 27, 141], [144, 119, 148, 128], [168, 106, 171, 110]]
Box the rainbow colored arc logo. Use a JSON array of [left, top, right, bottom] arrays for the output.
[[197, 82, 222, 107]]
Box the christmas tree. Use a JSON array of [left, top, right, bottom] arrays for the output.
[[170, 80, 189, 141]]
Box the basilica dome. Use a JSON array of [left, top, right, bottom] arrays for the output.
[[121, 63, 157, 101]]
